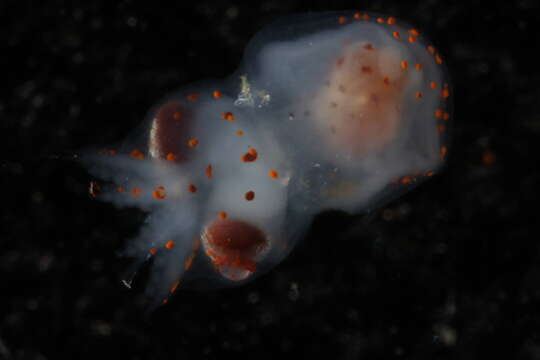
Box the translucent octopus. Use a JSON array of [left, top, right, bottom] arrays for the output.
[[85, 11, 451, 304]]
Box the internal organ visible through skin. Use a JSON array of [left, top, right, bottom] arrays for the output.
[[312, 42, 410, 156], [202, 219, 269, 281]]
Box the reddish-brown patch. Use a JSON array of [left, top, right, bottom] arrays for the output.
[[241, 148, 258, 162], [148, 101, 192, 163], [245, 191, 255, 201], [203, 219, 268, 277]]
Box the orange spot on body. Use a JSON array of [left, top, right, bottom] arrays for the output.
[[268, 170, 279, 179], [213, 90, 222, 99], [409, 28, 420, 37], [117, 186, 125, 193], [400, 60, 408, 69], [206, 164, 213, 179], [415, 63, 423, 70], [218, 211, 228, 220], [401, 176, 412, 184], [152, 186, 166, 200], [415, 92, 423, 99], [435, 55, 443, 64], [430, 82, 438, 89], [443, 112, 450, 121], [387, 17, 396, 25], [131, 187, 142, 197], [130, 149, 145, 159], [408, 36, 417, 44], [241, 148, 258, 162], [441, 89, 450, 98], [353, 12, 362, 19], [377, 17, 385, 23], [165, 240, 175, 249], [245, 191, 255, 201], [236, 130, 244, 136], [149, 248, 158, 255], [221, 112, 235, 121], [392, 31, 401, 39], [187, 94, 199, 101], [427, 45, 436, 55], [435, 109, 443, 118], [338, 16, 347, 24], [188, 184, 197, 193], [188, 138, 199, 147], [170, 281, 180, 293], [166, 153, 177, 161]]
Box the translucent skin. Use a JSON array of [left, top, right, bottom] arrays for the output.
[[85, 11, 451, 304]]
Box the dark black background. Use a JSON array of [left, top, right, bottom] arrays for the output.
[[1, 0, 539, 359]]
